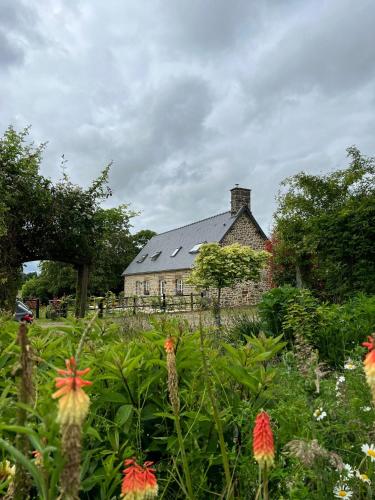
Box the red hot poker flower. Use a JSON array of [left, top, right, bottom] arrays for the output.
[[363, 338, 375, 405], [121, 459, 158, 499], [363, 336, 375, 351], [52, 357, 92, 425], [253, 411, 275, 469], [164, 337, 175, 354]]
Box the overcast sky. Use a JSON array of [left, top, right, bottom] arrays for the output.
[[2, 0, 375, 263]]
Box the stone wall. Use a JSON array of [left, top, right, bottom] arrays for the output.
[[123, 211, 270, 306], [124, 269, 194, 297], [220, 212, 269, 306]]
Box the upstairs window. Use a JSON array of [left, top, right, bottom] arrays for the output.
[[175, 278, 183, 296], [144, 280, 150, 295], [151, 251, 162, 261], [170, 246, 182, 257], [137, 254, 148, 263], [189, 242, 205, 254]]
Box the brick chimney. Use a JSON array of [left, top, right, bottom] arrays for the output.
[[230, 185, 251, 215]]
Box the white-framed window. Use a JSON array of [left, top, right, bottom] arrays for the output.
[[159, 280, 166, 296], [175, 278, 183, 296], [171, 247, 182, 257], [151, 251, 161, 261], [136, 254, 148, 263], [189, 242, 205, 254], [144, 280, 150, 295], [135, 281, 142, 295]]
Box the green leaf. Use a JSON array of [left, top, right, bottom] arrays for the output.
[[115, 405, 133, 427], [86, 426, 102, 441], [101, 392, 128, 404]]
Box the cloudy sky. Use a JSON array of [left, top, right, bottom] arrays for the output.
[[2, 0, 375, 249]]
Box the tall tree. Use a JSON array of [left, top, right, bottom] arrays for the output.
[[21, 226, 156, 300], [273, 147, 375, 300], [0, 126, 111, 314]]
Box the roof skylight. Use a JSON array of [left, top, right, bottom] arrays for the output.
[[189, 243, 205, 254], [170, 246, 182, 257], [136, 254, 148, 263], [151, 251, 162, 261]]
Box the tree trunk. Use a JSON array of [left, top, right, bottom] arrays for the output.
[[0, 265, 21, 312], [213, 287, 222, 329], [75, 264, 89, 318], [296, 264, 303, 289]]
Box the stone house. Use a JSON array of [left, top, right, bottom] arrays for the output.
[[122, 187, 270, 306]]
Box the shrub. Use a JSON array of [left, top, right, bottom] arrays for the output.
[[281, 292, 375, 367], [312, 294, 375, 367], [258, 285, 305, 337], [229, 313, 262, 343]]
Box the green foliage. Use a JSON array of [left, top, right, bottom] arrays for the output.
[[88, 207, 156, 294], [312, 295, 375, 367], [188, 242, 269, 326], [260, 286, 375, 367], [258, 285, 302, 337], [2, 309, 375, 498], [0, 126, 112, 309], [0, 316, 285, 499], [0, 126, 156, 306], [188, 243, 269, 291], [21, 262, 76, 302], [229, 313, 262, 343], [274, 147, 375, 300]]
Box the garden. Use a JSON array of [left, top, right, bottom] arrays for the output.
[[1, 130, 375, 498], [1, 288, 375, 499]]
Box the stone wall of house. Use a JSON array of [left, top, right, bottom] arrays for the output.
[[219, 212, 270, 306], [124, 269, 194, 297], [123, 212, 270, 306]]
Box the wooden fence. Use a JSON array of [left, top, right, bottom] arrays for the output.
[[94, 292, 210, 317], [23, 293, 211, 318]]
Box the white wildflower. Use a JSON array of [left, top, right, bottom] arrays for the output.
[[356, 470, 371, 484], [343, 463, 354, 478], [313, 407, 327, 421], [333, 483, 353, 498], [361, 406, 372, 412], [362, 444, 375, 461]]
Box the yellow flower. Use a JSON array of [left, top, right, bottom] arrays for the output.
[[361, 444, 375, 461], [52, 357, 92, 425], [0, 460, 15, 482]]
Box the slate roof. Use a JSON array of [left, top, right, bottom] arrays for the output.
[[122, 207, 267, 276]]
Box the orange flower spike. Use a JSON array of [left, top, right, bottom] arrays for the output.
[[253, 411, 275, 469], [142, 461, 158, 498], [363, 338, 375, 404], [121, 459, 158, 499], [363, 336, 375, 351], [52, 356, 92, 425], [164, 337, 175, 353]]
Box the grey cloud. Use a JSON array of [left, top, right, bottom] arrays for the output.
[[160, 0, 260, 54], [0, 0, 374, 239], [0, 0, 44, 70], [0, 30, 24, 67], [240, 0, 375, 124]]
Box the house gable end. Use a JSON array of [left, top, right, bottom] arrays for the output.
[[220, 206, 268, 250]]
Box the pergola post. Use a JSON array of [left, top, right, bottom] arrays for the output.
[[75, 263, 89, 318]]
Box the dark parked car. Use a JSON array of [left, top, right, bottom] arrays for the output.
[[14, 299, 34, 323]]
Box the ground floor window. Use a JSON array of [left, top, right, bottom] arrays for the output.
[[135, 281, 142, 295], [144, 280, 150, 295], [175, 278, 183, 295], [159, 280, 166, 295]]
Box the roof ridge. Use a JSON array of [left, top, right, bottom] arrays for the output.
[[153, 210, 232, 237]]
